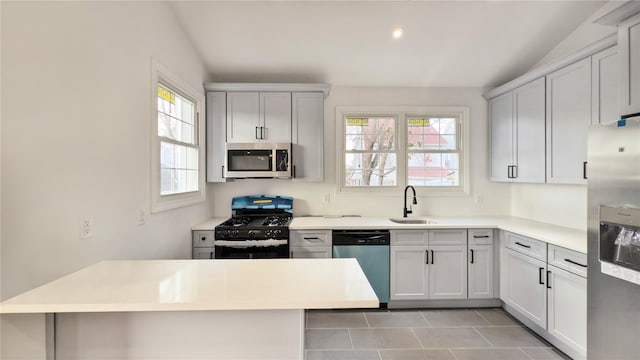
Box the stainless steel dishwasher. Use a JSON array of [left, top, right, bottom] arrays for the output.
[[332, 230, 390, 306]]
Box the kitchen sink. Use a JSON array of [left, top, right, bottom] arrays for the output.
[[389, 218, 437, 224]]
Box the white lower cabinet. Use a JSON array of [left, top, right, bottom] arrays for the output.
[[468, 244, 493, 298], [500, 231, 587, 360], [468, 229, 494, 299], [501, 247, 547, 329], [547, 265, 587, 359], [390, 246, 428, 300], [390, 230, 467, 301], [428, 245, 467, 299], [289, 230, 331, 259]]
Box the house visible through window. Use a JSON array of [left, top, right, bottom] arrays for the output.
[[407, 116, 460, 186]]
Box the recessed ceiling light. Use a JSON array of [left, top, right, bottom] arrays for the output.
[[392, 27, 404, 39]]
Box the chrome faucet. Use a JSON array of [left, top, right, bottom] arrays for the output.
[[403, 185, 418, 218]]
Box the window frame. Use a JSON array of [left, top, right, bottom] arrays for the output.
[[150, 59, 206, 213], [336, 106, 470, 196]]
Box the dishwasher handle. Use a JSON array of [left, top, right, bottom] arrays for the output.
[[332, 230, 390, 245]]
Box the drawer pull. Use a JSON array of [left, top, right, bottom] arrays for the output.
[[473, 235, 490, 238], [304, 237, 321, 241], [515, 241, 531, 249], [564, 258, 587, 268]]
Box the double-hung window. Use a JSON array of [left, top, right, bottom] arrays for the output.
[[338, 107, 469, 195], [406, 115, 460, 186], [344, 116, 397, 186], [151, 60, 205, 212]]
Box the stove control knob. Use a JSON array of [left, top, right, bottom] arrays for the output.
[[231, 230, 239, 238], [248, 230, 256, 238], [272, 229, 282, 237]]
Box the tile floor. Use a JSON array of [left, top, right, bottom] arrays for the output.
[[304, 308, 571, 360]]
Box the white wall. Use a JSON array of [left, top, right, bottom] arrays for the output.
[[209, 86, 510, 218], [533, 1, 620, 68], [1, 2, 212, 300]]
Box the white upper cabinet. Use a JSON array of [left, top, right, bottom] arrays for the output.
[[592, 46, 619, 125], [619, 13, 640, 116], [226, 92, 291, 143], [546, 57, 592, 184], [489, 92, 514, 182], [206, 92, 227, 183], [489, 77, 545, 183], [292, 92, 324, 181], [513, 78, 546, 183]]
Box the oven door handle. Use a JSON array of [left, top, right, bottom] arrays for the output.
[[213, 240, 288, 248]]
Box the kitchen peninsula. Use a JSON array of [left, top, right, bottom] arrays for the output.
[[0, 258, 378, 360]]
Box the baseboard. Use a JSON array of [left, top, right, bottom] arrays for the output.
[[388, 298, 501, 309]]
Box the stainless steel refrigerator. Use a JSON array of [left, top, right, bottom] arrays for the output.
[[587, 116, 640, 359]]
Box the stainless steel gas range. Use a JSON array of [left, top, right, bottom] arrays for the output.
[[193, 195, 293, 259]]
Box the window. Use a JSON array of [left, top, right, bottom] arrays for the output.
[[407, 116, 460, 186], [344, 116, 397, 186], [151, 60, 205, 212], [337, 107, 469, 195]]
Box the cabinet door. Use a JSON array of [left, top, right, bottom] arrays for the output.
[[290, 247, 331, 259], [428, 245, 467, 300], [390, 246, 428, 300], [226, 92, 260, 143], [260, 92, 291, 143], [468, 244, 493, 299], [292, 92, 324, 181], [206, 92, 227, 182], [546, 58, 591, 184], [489, 92, 514, 182], [619, 13, 640, 116], [592, 46, 619, 125], [502, 248, 547, 328], [547, 265, 587, 359], [513, 77, 546, 183]]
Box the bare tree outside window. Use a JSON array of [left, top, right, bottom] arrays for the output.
[[344, 117, 397, 186]]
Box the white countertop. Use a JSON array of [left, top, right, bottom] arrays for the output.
[[191, 218, 227, 231], [191, 215, 586, 253], [0, 259, 378, 314], [287, 216, 587, 254]]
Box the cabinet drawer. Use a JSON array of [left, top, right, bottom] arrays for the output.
[[505, 232, 546, 261], [193, 231, 215, 248], [468, 229, 494, 245], [290, 246, 331, 259], [193, 247, 215, 259], [429, 229, 467, 246], [548, 244, 587, 277], [290, 230, 331, 246], [391, 230, 428, 246]]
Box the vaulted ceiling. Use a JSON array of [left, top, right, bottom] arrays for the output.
[[170, 1, 606, 88]]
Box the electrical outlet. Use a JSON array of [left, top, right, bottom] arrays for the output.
[[137, 208, 146, 226], [79, 216, 93, 240]]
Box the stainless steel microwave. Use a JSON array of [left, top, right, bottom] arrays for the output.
[[224, 143, 291, 179]]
